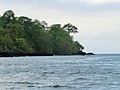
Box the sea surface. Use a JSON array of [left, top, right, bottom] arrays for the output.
[[0, 55, 120, 90]]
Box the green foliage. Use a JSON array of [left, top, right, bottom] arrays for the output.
[[63, 23, 78, 34], [75, 41, 84, 51], [14, 38, 32, 53], [0, 10, 84, 55], [49, 24, 81, 55]]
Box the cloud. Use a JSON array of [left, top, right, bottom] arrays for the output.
[[0, 0, 120, 53], [77, 0, 120, 4], [58, 0, 120, 5]]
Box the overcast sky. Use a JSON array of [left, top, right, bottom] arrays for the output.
[[0, 0, 120, 54]]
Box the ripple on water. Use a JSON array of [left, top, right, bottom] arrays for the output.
[[0, 55, 120, 90]]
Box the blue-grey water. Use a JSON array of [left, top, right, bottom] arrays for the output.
[[0, 55, 120, 90]]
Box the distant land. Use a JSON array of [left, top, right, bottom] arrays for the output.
[[0, 10, 94, 57]]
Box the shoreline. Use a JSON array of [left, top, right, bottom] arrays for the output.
[[0, 52, 94, 57]]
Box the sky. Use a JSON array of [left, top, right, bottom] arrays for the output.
[[0, 0, 120, 54]]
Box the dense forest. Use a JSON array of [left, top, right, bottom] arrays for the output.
[[0, 10, 86, 56]]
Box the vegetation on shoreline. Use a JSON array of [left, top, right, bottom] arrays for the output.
[[0, 10, 85, 56]]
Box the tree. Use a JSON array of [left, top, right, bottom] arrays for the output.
[[49, 24, 77, 55], [75, 41, 84, 51], [41, 21, 49, 30], [63, 23, 78, 34], [3, 10, 15, 21], [2, 10, 15, 28], [0, 10, 85, 55], [15, 38, 32, 53], [18, 16, 32, 27]]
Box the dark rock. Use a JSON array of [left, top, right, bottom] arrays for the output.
[[78, 51, 86, 55], [86, 52, 95, 55]]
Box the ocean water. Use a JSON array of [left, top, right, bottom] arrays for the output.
[[0, 55, 120, 90]]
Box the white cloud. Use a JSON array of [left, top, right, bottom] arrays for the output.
[[77, 0, 120, 4], [58, 0, 120, 5]]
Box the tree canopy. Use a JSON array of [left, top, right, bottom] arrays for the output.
[[0, 10, 85, 55]]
